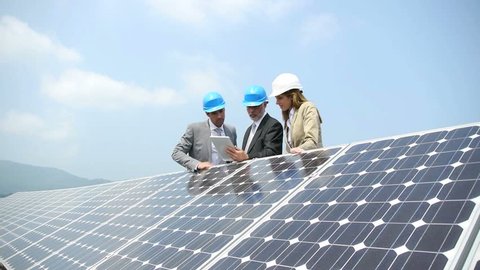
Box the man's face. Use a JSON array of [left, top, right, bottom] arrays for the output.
[[246, 102, 266, 122], [207, 108, 225, 127]]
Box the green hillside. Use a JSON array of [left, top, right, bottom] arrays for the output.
[[0, 160, 110, 197]]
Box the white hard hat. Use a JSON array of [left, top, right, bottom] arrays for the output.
[[270, 73, 303, 97]]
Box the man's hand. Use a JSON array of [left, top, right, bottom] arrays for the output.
[[196, 161, 213, 171], [226, 146, 249, 162]]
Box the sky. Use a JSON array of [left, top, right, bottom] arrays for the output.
[[0, 0, 479, 181]]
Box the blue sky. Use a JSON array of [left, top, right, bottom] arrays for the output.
[[0, 0, 479, 180]]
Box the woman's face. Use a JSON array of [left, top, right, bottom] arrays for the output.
[[275, 94, 292, 112]]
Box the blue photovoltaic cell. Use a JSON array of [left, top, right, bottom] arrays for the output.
[[0, 184, 119, 269], [0, 123, 479, 270], [34, 172, 193, 270], [0, 173, 187, 270], [208, 124, 480, 270], [94, 148, 340, 270]]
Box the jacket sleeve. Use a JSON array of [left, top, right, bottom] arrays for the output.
[[298, 103, 322, 150], [171, 124, 200, 172]]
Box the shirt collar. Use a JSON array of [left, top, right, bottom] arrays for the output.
[[289, 107, 296, 120], [209, 119, 223, 132]]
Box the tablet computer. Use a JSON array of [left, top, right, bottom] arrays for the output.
[[210, 135, 234, 161]]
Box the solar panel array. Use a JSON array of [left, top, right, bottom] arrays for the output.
[[1, 123, 479, 270]]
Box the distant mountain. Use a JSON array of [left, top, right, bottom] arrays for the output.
[[0, 160, 110, 197]]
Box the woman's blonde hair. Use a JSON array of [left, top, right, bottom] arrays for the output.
[[281, 89, 308, 122]]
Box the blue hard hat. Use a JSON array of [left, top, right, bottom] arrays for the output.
[[203, 91, 226, 112], [242, 85, 267, 106]]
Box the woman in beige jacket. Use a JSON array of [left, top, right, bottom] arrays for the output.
[[270, 73, 323, 154]]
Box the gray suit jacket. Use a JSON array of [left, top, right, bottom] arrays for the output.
[[172, 120, 237, 172], [242, 113, 283, 159]]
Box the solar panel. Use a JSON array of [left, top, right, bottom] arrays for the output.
[[0, 173, 185, 269], [206, 124, 480, 270], [92, 148, 341, 270], [0, 123, 479, 270]]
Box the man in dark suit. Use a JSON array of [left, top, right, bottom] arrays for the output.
[[172, 92, 237, 172], [226, 85, 282, 162]]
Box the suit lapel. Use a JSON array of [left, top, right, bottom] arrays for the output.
[[292, 108, 299, 128], [242, 126, 250, 150], [223, 126, 229, 137], [204, 120, 212, 159]]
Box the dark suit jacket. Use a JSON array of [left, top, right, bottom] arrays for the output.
[[242, 113, 283, 159], [172, 120, 237, 172]]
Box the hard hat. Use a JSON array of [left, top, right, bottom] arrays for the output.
[[242, 85, 267, 106], [203, 91, 226, 113], [270, 73, 303, 97]]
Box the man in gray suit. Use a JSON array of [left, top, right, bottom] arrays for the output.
[[172, 92, 237, 172], [226, 85, 282, 162]]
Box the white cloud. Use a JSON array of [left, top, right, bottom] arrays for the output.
[[0, 15, 81, 63], [42, 69, 186, 109], [0, 111, 73, 141], [300, 14, 340, 46], [146, 0, 302, 25], [183, 70, 223, 96], [171, 52, 239, 98]]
